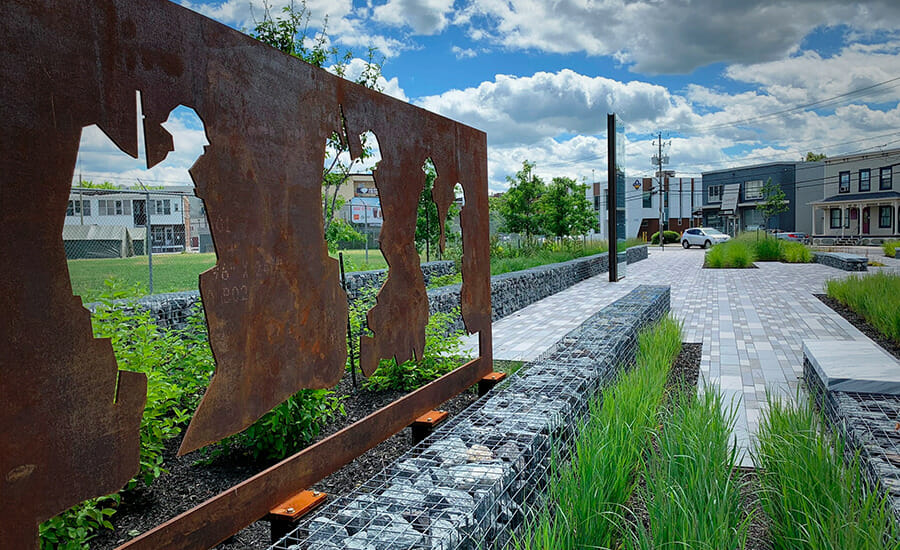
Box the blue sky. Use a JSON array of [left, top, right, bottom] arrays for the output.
[[76, 0, 900, 192]]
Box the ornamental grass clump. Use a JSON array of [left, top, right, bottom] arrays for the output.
[[754, 394, 900, 550], [882, 239, 900, 258], [826, 272, 900, 345], [629, 386, 750, 550], [705, 240, 756, 268], [512, 316, 682, 550], [780, 240, 813, 263]]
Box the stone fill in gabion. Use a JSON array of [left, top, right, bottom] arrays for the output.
[[805, 359, 900, 521], [270, 284, 670, 550]]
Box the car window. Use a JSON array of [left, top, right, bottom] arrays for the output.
[[705, 229, 726, 236], [687, 229, 699, 235]]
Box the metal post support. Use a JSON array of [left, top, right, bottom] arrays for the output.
[[607, 113, 618, 282]]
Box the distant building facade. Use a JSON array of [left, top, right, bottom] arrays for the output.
[[700, 161, 824, 235], [809, 148, 900, 243], [65, 188, 189, 255]]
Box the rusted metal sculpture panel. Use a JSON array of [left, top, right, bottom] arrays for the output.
[[2, 0, 491, 548]]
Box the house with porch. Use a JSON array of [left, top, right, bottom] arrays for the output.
[[810, 148, 900, 245]]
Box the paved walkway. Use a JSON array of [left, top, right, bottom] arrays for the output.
[[462, 247, 900, 466]]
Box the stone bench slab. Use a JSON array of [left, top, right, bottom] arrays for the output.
[[804, 340, 900, 395]]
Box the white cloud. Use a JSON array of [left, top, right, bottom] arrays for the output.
[[416, 69, 689, 145], [452, 45, 477, 59], [328, 58, 409, 101], [372, 0, 455, 35], [458, 0, 900, 74]]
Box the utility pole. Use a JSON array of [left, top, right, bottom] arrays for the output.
[[651, 133, 670, 250]]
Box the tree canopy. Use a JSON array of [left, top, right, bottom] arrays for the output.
[[757, 178, 788, 231], [497, 161, 598, 238]]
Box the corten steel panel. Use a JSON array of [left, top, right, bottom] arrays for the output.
[[1, 0, 491, 548]]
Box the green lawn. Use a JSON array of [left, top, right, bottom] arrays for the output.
[[68, 249, 391, 302]]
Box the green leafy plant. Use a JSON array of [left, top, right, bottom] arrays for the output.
[[650, 230, 680, 244], [754, 394, 899, 549], [365, 308, 465, 391], [427, 272, 463, 289], [226, 389, 344, 461], [38, 495, 120, 550], [827, 272, 900, 345]]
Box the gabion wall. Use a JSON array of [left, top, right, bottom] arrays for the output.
[[88, 247, 648, 332], [811, 251, 868, 272], [804, 359, 900, 521], [270, 284, 670, 550]]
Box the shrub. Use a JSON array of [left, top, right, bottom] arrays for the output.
[[705, 240, 756, 268], [650, 230, 680, 244], [365, 308, 465, 391], [226, 389, 344, 461], [39, 495, 120, 550], [826, 272, 900, 344], [754, 394, 899, 549], [882, 239, 900, 257], [780, 241, 813, 263]]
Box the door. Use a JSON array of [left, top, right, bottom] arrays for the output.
[[862, 207, 870, 234]]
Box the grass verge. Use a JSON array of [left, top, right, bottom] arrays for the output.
[[882, 239, 900, 258], [512, 315, 682, 550], [826, 272, 900, 345], [753, 393, 899, 549]]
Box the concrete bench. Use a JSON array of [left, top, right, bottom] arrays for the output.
[[804, 340, 900, 395], [812, 251, 868, 272]]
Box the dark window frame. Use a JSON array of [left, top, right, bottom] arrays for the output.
[[708, 185, 722, 202], [879, 205, 892, 228], [859, 168, 871, 192], [830, 208, 842, 229], [880, 166, 893, 190], [838, 171, 850, 193]]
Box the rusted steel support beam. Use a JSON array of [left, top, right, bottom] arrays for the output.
[[116, 356, 491, 550]]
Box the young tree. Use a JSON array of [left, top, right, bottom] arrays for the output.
[[252, 1, 383, 242], [538, 177, 597, 238], [416, 162, 460, 260], [757, 178, 789, 234], [499, 160, 545, 238]]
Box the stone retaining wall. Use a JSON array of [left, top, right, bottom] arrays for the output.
[[803, 360, 900, 522], [94, 247, 648, 332], [270, 285, 671, 550], [812, 251, 868, 271]]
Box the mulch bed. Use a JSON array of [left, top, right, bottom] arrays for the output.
[[92, 367, 482, 550], [815, 293, 900, 362]]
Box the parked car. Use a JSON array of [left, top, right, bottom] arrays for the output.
[[769, 229, 810, 243], [681, 227, 731, 249]]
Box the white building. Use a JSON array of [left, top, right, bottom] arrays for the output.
[[65, 188, 189, 254]]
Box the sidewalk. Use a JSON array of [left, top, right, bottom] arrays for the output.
[[462, 247, 900, 466]]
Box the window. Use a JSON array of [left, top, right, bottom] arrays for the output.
[[839, 171, 850, 193], [743, 180, 763, 200], [66, 199, 91, 216], [149, 199, 171, 216], [859, 169, 871, 192], [880, 166, 893, 190], [642, 192, 652, 208], [880, 206, 893, 228], [98, 199, 130, 216], [830, 208, 842, 229], [708, 185, 722, 202]]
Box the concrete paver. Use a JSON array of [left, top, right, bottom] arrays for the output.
[[461, 247, 900, 466]]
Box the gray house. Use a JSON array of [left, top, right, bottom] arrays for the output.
[[700, 161, 824, 235]]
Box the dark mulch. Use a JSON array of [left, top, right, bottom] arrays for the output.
[[625, 343, 772, 550], [815, 293, 900, 362], [92, 365, 482, 550]]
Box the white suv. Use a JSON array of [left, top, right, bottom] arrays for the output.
[[681, 227, 730, 249]]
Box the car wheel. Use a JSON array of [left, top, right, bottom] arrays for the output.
[[704, 240, 712, 249], [682, 240, 690, 249]]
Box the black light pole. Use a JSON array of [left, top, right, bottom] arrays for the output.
[[607, 113, 618, 282]]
